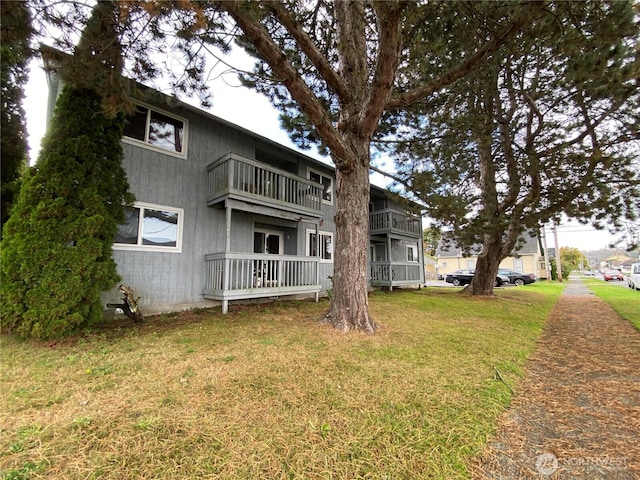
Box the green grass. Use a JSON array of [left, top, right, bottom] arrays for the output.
[[582, 276, 640, 330], [0, 284, 564, 479]]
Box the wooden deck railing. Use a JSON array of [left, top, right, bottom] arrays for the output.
[[369, 261, 423, 286], [207, 153, 324, 216], [203, 252, 322, 312], [369, 209, 421, 237]]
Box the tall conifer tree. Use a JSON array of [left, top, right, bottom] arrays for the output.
[[1, 0, 33, 232], [0, 2, 133, 338]]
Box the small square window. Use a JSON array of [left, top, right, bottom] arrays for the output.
[[149, 110, 184, 153]]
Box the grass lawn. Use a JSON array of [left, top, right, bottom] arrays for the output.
[[582, 276, 640, 330], [1, 283, 563, 479]]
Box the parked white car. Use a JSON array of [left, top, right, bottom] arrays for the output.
[[628, 263, 640, 291]]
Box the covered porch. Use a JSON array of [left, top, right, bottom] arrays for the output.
[[369, 261, 424, 290], [203, 252, 322, 313]]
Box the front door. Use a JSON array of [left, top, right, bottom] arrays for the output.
[[254, 230, 283, 255], [254, 229, 283, 286]]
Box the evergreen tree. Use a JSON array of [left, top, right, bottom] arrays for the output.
[[0, 2, 133, 338], [1, 0, 33, 233], [0, 86, 133, 338], [381, 1, 639, 295]]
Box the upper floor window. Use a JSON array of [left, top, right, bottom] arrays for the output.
[[123, 104, 187, 156], [114, 202, 183, 253], [308, 168, 333, 204]]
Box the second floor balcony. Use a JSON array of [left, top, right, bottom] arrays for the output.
[[369, 209, 422, 237], [207, 153, 324, 219]]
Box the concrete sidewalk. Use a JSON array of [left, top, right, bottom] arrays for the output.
[[474, 276, 640, 479]]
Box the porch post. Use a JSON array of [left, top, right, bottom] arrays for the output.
[[387, 232, 393, 291], [315, 221, 321, 302], [419, 215, 426, 285], [225, 204, 232, 252], [222, 204, 232, 314]]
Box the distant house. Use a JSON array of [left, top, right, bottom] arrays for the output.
[[605, 254, 634, 269], [43, 53, 424, 315], [423, 255, 439, 280], [436, 234, 549, 280]]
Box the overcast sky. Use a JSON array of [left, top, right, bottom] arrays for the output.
[[23, 54, 624, 253]]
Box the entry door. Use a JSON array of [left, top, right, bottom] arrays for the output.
[[253, 229, 283, 286], [254, 230, 283, 254], [370, 243, 387, 262]]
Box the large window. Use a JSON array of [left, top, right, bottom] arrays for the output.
[[308, 169, 333, 204], [123, 104, 186, 156], [307, 229, 333, 260], [114, 202, 183, 252]]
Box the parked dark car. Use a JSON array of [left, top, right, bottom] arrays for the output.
[[603, 269, 624, 281], [445, 269, 509, 287], [498, 269, 537, 286]]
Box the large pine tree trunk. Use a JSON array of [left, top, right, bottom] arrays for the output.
[[322, 142, 375, 333], [467, 234, 502, 295]]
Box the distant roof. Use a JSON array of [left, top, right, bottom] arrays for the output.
[[436, 232, 541, 258]]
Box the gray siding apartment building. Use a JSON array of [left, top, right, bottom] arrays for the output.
[[45, 62, 425, 315]]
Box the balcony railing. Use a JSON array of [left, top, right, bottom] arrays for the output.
[[203, 252, 322, 312], [369, 209, 421, 237], [207, 153, 323, 217], [369, 261, 423, 286]]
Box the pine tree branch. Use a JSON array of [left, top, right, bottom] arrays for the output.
[[219, 1, 352, 163], [265, 1, 350, 102], [386, 1, 546, 108]]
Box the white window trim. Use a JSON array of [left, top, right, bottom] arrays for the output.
[[406, 244, 419, 263], [122, 101, 188, 159], [306, 228, 334, 262], [306, 167, 334, 205], [114, 201, 184, 253]]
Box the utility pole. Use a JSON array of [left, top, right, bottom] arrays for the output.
[[541, 226, 552, 281], [552, 222, 563, 282]]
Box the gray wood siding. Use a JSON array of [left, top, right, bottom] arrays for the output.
[[105, 108, 260, 310], [104, 101, 416, 312]]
